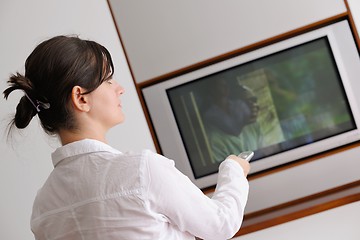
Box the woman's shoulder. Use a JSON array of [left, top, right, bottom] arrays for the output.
[[142, 149, 175, 167], [118, 149, 175, 169], [125, 150, 178, 179]]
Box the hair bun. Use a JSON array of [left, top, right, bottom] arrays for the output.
[[14, 96, 37, 129]]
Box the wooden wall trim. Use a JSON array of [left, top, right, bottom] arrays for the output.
[[137, 12, 348, 89], [235, 180, 360, 236], [247, 141, 360, 181], [106, 0, 136, 92], [345, 0, 360, 51], [202, 140, 360, 195], [107, 0, 162, 153]]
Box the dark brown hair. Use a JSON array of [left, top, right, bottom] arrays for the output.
[[3, 35, 114, 135]]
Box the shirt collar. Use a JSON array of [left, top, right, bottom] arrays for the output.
[[51, 139, 122, 167]]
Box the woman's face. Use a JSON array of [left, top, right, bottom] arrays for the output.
[[87, 78, 125, 131]]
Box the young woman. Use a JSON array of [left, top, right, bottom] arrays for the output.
[[4, 35, 250, 240]]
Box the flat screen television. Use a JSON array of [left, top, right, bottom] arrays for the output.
[[142, 20, 360, 189]]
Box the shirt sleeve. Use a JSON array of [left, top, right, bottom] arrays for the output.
[[145, 150, 249, 240]]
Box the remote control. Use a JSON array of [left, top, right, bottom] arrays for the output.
[[238, 151, 254, 162]]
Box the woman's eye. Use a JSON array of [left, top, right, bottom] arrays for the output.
[[107, 80, 113, 84]]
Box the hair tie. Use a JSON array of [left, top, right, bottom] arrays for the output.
[[24, 93, 50, 112]]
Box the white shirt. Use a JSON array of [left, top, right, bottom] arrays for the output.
[[31, 139, 249, 240]]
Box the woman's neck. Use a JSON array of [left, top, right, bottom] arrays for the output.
[[58, 128, 107, 146]]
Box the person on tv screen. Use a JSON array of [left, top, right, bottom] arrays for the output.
[[202, 78, 261, 162], [3, 35, 250, 240]]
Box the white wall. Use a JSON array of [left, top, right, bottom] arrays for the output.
[[109, 0, 346, 82], [235, 201, 360, 240], [0, 0, 155, 239]]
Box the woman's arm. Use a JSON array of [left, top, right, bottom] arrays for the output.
[[145, 151, 249, 240]]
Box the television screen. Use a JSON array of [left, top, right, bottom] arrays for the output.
[[142, 20, 360, 189], [166, 37, 356, 179]]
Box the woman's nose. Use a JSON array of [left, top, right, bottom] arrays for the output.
[[118, 84, 125, 95], [112, 79, 125, 95]]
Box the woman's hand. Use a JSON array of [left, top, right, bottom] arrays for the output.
[[226, 155, 251, 177]]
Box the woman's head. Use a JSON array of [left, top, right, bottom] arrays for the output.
[[3, 35, 115, 135]]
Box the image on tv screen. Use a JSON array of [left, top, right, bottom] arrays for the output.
[[167, 37, 356, 179]]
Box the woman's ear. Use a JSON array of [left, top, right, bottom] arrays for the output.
[[71, 86, 91, 112]]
